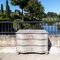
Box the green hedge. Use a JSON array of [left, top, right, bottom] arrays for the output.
[[0, 17, 11, 21], [13, 19, 22, 31], [13, 19, 31, 31]]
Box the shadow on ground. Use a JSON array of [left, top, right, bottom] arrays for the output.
[[48, 38, 52, 51]]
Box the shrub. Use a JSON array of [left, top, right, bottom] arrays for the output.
[[57, 24, 60, 32], [43, 18, 57, 25], [23, 23, 31, 29], [0, 4, 4, 17], [11, 13, 21, 20], [6, 0, 10, 18], [13, 19, 22, 31], [0, 17, 11, 21], [13, 19, 31, 31]]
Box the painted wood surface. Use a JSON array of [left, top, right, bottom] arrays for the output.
[[16, 30, 48, 54]]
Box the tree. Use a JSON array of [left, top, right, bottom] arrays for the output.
[[6, 0, 10, 18], [13, 19, 22, 31], [47, 12, 58, 17], [11, 13, 21, 20], [1, 4, 4, 14], [34, 1, 44, 20], [58, 14, 60, 18], [11, 0, 30, 21], [24, 0, 44, 20], [13, 19, 31, 30]]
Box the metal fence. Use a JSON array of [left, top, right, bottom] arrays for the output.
[[0, 21, 15, 34], [43, 22, 60, 34], [0, 21, 60, 35]]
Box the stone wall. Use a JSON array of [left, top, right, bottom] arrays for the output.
[[0, 35, 60, 47], [0, 35, 16, 47], [49, 35, 60, 47]]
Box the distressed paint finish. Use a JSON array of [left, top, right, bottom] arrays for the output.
[[16, 30, 48, 54]]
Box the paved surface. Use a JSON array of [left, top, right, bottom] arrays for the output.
[[0, 53, 60, 60], [0, 47, 60, 60], [0, 47, 60, 54]]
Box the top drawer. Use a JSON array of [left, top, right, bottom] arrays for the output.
[[16, 34, 48, 40]]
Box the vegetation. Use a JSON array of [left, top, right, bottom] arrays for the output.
[[13, 19, 31, 31], [47, 12, 58, 17], [42, 12, 60, 25], [42, 17, 58, 23], [0, 0, 60, 31], [1, 4, 3, 14], [0, 0, 11, 21], [11, 0, 30, 21], [24, 0, 44, 20], [11, 0, 44, 30], [11, 13, 21, 20], [6, 0, 10, 18], [0, 17, 11, 21], [13, 19, 22, 31]]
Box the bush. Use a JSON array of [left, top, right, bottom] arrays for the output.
[[0, 14, 6, 18], [13, 19, 22, 31], [43, 18, 57, 25], [57, 24, 60, 32], [24, 15, 30, 21], [23, 23, 31, 29], [0, 17, 11, 21], [13, 19, 31, 31], [11, 13, 21, 20]]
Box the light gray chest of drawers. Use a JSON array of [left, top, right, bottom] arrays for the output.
[[16, 30, 48, 54]]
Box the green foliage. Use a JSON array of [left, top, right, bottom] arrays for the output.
[[58, 14, 60, 18], [1, 4, 4, 14], [13, 19, 22, 31], [0, 17, 11, 21], [47, 12, 58, 17], [15, 9, 21, 16], [11, 13, 21, 20], [11, 0, 30, 21], [0, 14, 3, 17], [24, 0, 44, 20], [43, 18, 57, 25], [57, 24, 60, 32], [13, 19, 31, 31], [24, 15, 29, 21], [0, 14, 6, 18], [23, 23, 31, 29], [6, 0, 10, 18], [11, 0, 30, 9]]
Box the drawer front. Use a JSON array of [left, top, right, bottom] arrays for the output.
[[17, 39, 48, 45], [17, 46, 33, 52], [16, 46, 47, 53], [16, 34, 48, 40]]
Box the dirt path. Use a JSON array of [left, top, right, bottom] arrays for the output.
[[0, 53, 60, 60]]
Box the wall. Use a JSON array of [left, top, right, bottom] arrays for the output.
[[49, 35, 60, 47], [0, 35, 60, 47], [0, 35, 16, 47]]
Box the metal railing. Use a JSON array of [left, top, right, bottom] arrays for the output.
[[0, 21, 15, 34], [0, 21, 60, 35]]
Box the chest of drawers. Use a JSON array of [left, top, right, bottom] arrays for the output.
[[16, 30, 48, 54]]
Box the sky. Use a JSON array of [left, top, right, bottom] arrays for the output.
[[0, 0, 60, 14], [41, 0, 60, 14]]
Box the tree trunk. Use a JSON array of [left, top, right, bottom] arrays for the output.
[[22, 9, 24, 21], [21, 8, 24, 29]]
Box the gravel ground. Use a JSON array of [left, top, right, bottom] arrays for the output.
[[0, 53, 60, 60]]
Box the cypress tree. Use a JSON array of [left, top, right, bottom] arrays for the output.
[[1, 4, 3, 14], [6, 0, 10, 18]]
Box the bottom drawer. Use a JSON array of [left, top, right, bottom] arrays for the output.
[[16, 46, 48, 53]]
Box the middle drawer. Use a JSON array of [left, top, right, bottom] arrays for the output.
[[16, 39, 47, 46]]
